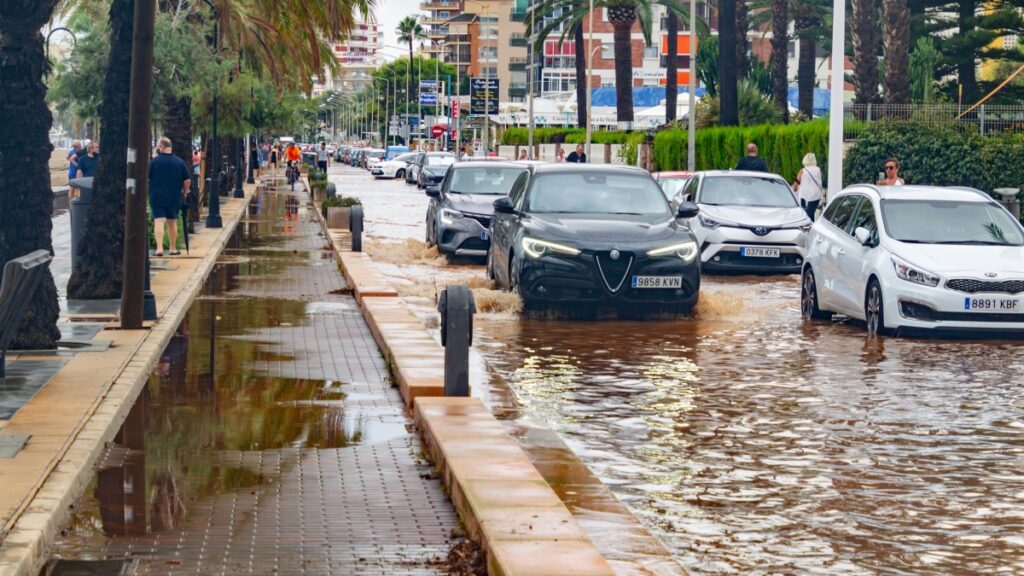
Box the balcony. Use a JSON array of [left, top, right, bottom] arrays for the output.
[[510, 9, 526, 21], [419, 1, 460, 9], [510, 33, 527, 47], [420, 16, 443, 25]]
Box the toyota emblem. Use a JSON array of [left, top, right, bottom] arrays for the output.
[[754, 226, 769, 236], [985, 272, 998, 278], [609, 249, 621, 260]]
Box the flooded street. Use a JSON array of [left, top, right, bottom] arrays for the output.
[[337, 166, 1024, 575], [50, 182, 459, 574]]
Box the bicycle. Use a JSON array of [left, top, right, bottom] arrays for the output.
[[286, 160, 299, 191]]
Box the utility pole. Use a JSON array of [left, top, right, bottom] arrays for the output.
[[204, 0, 222, 228], [527, 0, 535, 158], [687, 0, 696, 171], [121, 0, 156, 329]]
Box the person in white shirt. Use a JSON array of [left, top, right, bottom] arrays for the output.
[[792, 152, 824, 221], [316, 142, 329, 174]]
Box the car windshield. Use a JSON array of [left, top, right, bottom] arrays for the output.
[[449, 167, 527, 195], [659, 177, 688, 199], [527, 172, 671, 216], [395, 153, 416, 162], [426, 155, 456, 167], [368, 151, 383, 158], [883, 199, 1024, 245], [700, 175, 798, 207]]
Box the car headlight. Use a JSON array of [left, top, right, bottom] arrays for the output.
[[698, 214, 721, 229], [521, 237, 580, 258], [891, 256, 940, 287], [647, 240, 698, 261], [440, 208, 463, 224]]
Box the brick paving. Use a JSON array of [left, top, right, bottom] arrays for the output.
[[49, 185, 459, 575]]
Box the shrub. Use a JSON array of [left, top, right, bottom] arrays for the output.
[[320, 194, 362, 218], [501, 127, 631, 145]]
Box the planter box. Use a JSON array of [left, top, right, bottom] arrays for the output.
[[327, 206, 351, 230]]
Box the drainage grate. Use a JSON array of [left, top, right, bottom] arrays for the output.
[[45, 558, 136, 576]]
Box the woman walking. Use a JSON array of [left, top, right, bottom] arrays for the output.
[[792, 153, 823, 221]]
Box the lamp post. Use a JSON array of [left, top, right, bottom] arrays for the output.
[[527, 0, 535, 158], [584, 0, 595, 161], [687, 0, 696, 171], [827, 0, 846, 199], [203, 0, 222, 228]]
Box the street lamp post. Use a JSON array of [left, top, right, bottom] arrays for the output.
[[584, 0, 595, 161], [527, 1, 535, 158], [687, 0, 696, 171], [203, 0, 222, 228], [827, 0, 846, 198]]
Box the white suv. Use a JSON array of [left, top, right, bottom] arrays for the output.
[[801, 185, 1024, 335]]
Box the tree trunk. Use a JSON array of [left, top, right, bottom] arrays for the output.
[[574, 22, 588, 128], [607, 5, 637, 126], [0, 1, 62, 349], [164, 94, 197, 227], [718, 0, 739, 125], [797, 18, 816, 117], [736, 0, 750, 79], [770, 0, 789, 121], [67, 0, 134, 299], [882, 0, 910, 105], [851, 0, 878, 104], [956, 0, 977, 104], [666, 11, 678, 123]]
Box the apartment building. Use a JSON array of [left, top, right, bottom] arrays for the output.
[[313, 15, 384, 96], [421, 0, 463, 58], [444, 0, 527, 103]]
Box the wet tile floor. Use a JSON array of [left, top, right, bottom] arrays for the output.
[[50, 186, 459, 575]]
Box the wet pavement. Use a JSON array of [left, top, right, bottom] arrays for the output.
[[335, 165, 1024, 575], [50, 182, 459, 574]]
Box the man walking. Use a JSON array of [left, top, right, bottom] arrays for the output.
[[316, 142, 329, 174], [75, 141, 100, 178], [735, 143, 768, 172], [566, 144, 587, 163], [149, 137, 192, 257]]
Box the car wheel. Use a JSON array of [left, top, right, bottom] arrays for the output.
[[485, 248, 496, 281], [801, 267, 831, 320], [396, 169, 405, 179], [865, 279, 887, 337], [425, 218, 435, 247]]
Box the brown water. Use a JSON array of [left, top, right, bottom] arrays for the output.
[[338, 168, 1024, 575]]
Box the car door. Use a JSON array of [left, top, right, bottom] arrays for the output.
[[835, 196, 880, 317], [825, 195, 869, 314], [491, 172, 529, 286], [813, 195, 861, 313], [680, 175, 704, 241]]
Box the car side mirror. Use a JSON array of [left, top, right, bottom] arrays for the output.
[[854, 226, 874, 246], [493, 197, 516, 214], [425, 186, 441, 197], [676, 201, 699, 219]]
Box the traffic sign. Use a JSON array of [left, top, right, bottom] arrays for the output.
[[451, 99, 460, 119], [419, 93, 438, 106], [431, 125, 446, 138]]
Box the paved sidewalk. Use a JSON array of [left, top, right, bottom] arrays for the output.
[[48, 184, 459, 574]]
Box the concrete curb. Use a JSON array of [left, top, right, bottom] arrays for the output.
[[0, 186, 255, 576]]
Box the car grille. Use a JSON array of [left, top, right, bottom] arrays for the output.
[[945, 278, 1024, 294], [464, 213, 491, 228], [595, 251, 633, 293]]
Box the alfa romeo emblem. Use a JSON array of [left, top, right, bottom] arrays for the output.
[[609, 249, 621, 260]]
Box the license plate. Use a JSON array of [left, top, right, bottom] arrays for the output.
[[631, 275, 682, 289], [740, 246, 781, 258], [964, 297, 1020, 312], [480, 231, 490, 240]]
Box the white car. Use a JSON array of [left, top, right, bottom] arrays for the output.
[[372, 152, 419, 179], [801, 185, 1024, 335], [675, 171, 811, 273]]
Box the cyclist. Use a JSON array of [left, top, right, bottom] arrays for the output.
[[284, 142, 302, 189]]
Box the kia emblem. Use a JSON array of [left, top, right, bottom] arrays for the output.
[[610, 249, 621, 260], [985, 272, 998, 278]]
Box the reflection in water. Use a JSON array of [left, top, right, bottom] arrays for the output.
[[478, 285, 1024, 575]]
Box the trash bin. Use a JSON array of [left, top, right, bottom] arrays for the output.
[[69, 177, 95, 271], [994, 188, 1021, 220]]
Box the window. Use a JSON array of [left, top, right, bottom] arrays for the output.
[[439, 11, 449, 18], [643, 45, 659, 59], [823, 195, 861, 234], [848, 199, 878, 241], [600, 45, 613, 59], [510, 172, 530, 209], [478, 46, 498, 60]]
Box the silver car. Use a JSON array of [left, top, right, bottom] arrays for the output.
[[673, 170, 811, 273]]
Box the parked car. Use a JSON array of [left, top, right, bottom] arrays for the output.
[[416, 152, 457, 188], [404, 152, 425, 184], [363, 148, 385, 170], [372, 152, 419, 179], [349, 148, 364, 167], [675, 170, 811, 274], [801, 185, 1024, 335], [384, 145, 409, 160], [652, 171, 693, 205], [488, 164, 701, 311], [425, 162, 530, 258]]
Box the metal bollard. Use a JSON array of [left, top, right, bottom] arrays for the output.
[[68, 181, 93, 270], [994, 188, 1021, 220], [326, 182, 337, 198], [350, 205, 364, 252], [438, 285, 475, 397]]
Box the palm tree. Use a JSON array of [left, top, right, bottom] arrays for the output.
[[851, 0, 878, 105], [574, 22, 588, 127], [718, 0, 739, 125], [882, 0, 909, 104], [736, 0, 750, 78], [0, 0, 62, 348], [769, 0, 790, 120], [791, 0, 828, 117], [536, 0, 690, 125], [396, 16, 426, 120]]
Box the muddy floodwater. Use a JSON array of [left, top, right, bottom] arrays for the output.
[[339, 167, 1024, 575]]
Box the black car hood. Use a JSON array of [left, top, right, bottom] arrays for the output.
[[447, 194, 501, 216], [527, 213, 686, 247], [421, 166, 448, 176]]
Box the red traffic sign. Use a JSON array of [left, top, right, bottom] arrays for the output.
[[451, 99, 460, 119], [431, 125, 446, 138]]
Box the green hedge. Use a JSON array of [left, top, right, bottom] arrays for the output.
[[502, 127, 632, 145], [845, 123, 1024, 193], [651, 119, 830, 182]]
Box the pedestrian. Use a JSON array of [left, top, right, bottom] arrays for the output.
[[518, 149, 529, 161], [148, 136, 192, 257], [877, 158, 905, 186], [566, 144, 587, 163], [249, 142, 260, 180], [554, 147, 566, 162], [792, 153, 824, 221], [269, 143, 279, 169], [735, 143, 768, 172], [76, 141, 100, 178], [67, 140, 83, 199], [316, 142, 329, 174]]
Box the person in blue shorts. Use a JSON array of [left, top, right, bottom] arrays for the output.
[[149, 137, 192, 256]]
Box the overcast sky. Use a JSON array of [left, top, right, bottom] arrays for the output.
[[377, 0, 423, 55]]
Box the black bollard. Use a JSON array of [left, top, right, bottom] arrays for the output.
[[437, 285, 475, 397], [68, 178, 94, 271], [326, 182, 337, 198], [143, 251, 157, 321], [350, 205, 364, 252]]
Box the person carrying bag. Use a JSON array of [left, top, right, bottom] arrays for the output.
[[792, 153, 823, 221]]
